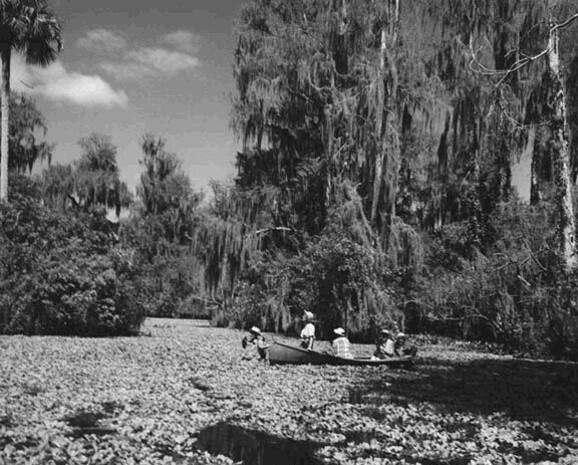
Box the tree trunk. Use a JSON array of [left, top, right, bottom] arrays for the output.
[[528, 125, 541, 205], [325, 0, 348, 213], [470, 117, 483, 249], [547, 20, 576, 271], [0, 46, 10, 202], [370, 28, 387, 228], [370, 0, 400, 234]]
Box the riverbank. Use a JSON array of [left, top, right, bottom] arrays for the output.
[[1, 318, 576, 464]]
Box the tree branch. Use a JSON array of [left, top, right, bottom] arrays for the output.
[[67, 194, 80, 209], [494, 48, 549, 88], [467, 13, 578, 88], [255, 226, 295, 235], [551, 13, 578, 33]]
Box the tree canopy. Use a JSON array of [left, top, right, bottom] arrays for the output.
[[0, 0, 62, 200]]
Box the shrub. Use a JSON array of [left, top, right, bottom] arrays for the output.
[[0, 181, 145, 336], [217, 229, 402, 341], [412, 199, 578, 359], [119, 214, 206, 319]]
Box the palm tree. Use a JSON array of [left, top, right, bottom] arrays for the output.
[[0, 0, 62, 201]]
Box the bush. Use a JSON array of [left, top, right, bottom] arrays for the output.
[[0, 183, 145, 336], [216, 229, 402, 341], [119, 214, 206, 319], [412, 199, 578, 359]]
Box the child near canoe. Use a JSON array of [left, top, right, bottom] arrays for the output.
[[242, 326, 270, 362]]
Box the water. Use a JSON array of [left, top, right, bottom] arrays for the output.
[[195, 421, 481, 465], [63, 407, 118, 438], [196, 421, 328, 465]]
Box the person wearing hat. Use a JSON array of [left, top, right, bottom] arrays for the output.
[[394, 332, 418, 357], [332, 327, 353, 359], [300, 311, 316, 350], [242, 326, 270, 362], [374, 329, 395, 359]]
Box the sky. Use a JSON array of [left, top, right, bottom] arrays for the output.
[[13, 0, 243, 195]]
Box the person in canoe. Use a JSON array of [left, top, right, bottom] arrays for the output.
[[373, 329, 396, 359], [332, 327, 353, 359], [394, 332, 418, 357], [242, 326, 270, 362], [300, 311, 316, 350]]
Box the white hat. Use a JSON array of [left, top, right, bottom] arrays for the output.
[[397, 332, 406, 339], [303, 311, 314, 321], [249, 326, 261, 335], [334, 327, 345, 336], [381, 329, 391, 335]]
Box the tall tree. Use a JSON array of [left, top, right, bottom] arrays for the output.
[[74, 133, 131, 215], [137, 133, 201, 244], [465, 1, 578, 269], [232, 0, 422, 247], [0, 0, 62, 201], [9, 93, 53, 173], [40, 133, 131, 215], [121, 134, 203, 317], [545, 7, 578, 270]]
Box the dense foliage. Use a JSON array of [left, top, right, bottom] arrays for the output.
[[0, 0, 62, 200], [0, 178, 144, 336], [120, 135, 206, 319], [41, 133, 131, 215], [0, 129, 143, 336], [2, 1, 578, 358], [8, 94, 54, 173], [182, 0, 578, 359], [415, 198, 578, 359]]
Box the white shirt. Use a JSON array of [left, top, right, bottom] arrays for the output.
[[300, 323, 315, 338], [384, 339, 395, 356]]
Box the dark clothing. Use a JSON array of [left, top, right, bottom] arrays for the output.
[[242, 334, 270, 361], [256, 336, 269, 360], [394, 339, 418, 357], [374, 338, 395, 359]]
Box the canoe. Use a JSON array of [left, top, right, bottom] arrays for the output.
[[268, 341, 414, 367]]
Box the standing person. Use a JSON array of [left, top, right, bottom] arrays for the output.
[[242, 326, 270, 362], [374, 329, 395, 359], [332, 327, 353, 359], [300, 311, 316, 350]]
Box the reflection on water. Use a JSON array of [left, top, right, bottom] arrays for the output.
[[196, 421, 328, 465]]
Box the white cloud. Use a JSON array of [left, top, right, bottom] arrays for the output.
[[160, 30, 200, 54], [129, 47, 200, 74], [77, 29, 128, 53], [100, 47, 200, 80], [80, 30, 202, 81], [12, 54, 128, 107]]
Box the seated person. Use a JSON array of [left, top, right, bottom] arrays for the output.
[[374, 329, 395, 359], [300, 311, 316, 350], [332, 327, 353, 359], [395, 332, 418, 357], [242, 326, 270, 361]]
